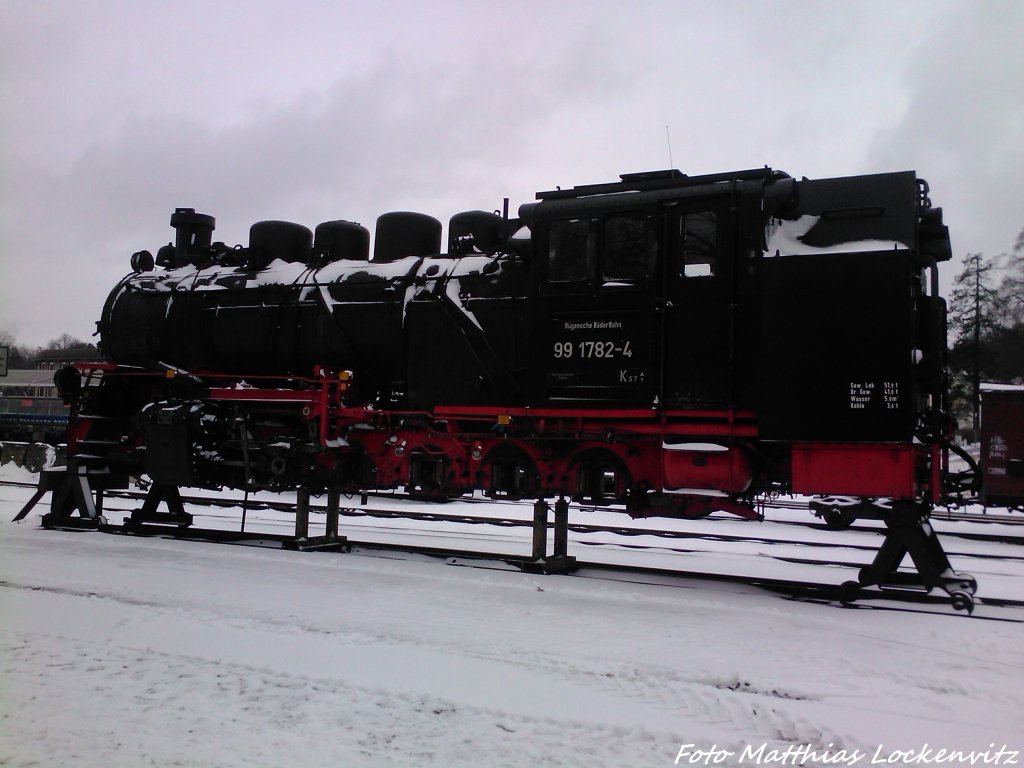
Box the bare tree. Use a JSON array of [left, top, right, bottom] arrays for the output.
[[998, 226, 1024, 323], [0, 330, 38, 369], [45, 333, 86, 351]]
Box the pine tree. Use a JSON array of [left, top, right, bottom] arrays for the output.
[[948, 253, 1000, 434]]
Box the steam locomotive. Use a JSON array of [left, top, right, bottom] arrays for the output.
[[37, 166, 980, 609]]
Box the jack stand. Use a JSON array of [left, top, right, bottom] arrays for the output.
[[13, 462, 128, 529], [294, 487, 311, 539], [285, 487, 348, 552], [522, 497, 577, 574], [124, 483, 193, 528], [839, 503, 977, 613]]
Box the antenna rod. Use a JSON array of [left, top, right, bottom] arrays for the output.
[[665, 125, 674, 169]]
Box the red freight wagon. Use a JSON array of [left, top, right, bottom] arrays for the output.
[[980, 385, 1024, 508]]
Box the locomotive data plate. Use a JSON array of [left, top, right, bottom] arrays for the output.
[[546, 313, 654, 402]]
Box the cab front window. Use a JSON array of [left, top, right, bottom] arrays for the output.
[[548, 218, 594, 283], [602, 214, 655, 284]]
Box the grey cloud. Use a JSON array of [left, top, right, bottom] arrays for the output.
[[0, 38, 635, 344], [867, 1, 1024, 272], [1, 0, 1019, 347]]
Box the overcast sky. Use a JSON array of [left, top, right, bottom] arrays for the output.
[[1, 0, 1021, 348]]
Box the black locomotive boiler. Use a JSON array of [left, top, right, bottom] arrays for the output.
[[33, 167, 979, 610]]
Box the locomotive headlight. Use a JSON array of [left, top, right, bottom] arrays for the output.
[[394, 440, 407, 457], [471, 444, 483, 460]]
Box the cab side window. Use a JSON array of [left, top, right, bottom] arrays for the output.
[[680, 211, 718, 278], [548, 218, 594, 283], [602, 214, 655, 284]]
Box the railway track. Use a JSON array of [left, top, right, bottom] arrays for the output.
[[4, 475, 1023, 525], [83, 503, 1024, 617], [6, 478, 1024, 614], [5, 478, 1024, 548], [106, 486, 1024, 546]]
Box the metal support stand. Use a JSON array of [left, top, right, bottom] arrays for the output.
[[840, 504, 977, 613], [552, 497, 570, 561], [294, 487, 310, 539], [326, 488, 341, 539], [286, 487, 348, 552], [124, 483, 193, 528], [523, 497, 577, 574], [13, 462, 127, 529], [531, 498, 548, 561]]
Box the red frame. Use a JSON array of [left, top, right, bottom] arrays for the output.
[[64, 362, 940, 514]]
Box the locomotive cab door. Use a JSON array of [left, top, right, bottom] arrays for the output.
[[659, 197, 737, 408], [533, 210, 660, 406]]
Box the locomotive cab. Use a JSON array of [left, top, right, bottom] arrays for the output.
[[527, 169, 773, 410]]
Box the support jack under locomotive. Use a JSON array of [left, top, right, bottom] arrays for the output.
[[520, 497, 578, 574], [283, 487, 349, 552], [837, 503, 978, 614], [12, 461, 128, 530], [122, 483, 194, 529]]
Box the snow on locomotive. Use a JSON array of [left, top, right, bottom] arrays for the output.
[[35, 166, 979, 610]]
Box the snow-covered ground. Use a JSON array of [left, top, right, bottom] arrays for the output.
[[2, 466, 1023, 768]]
